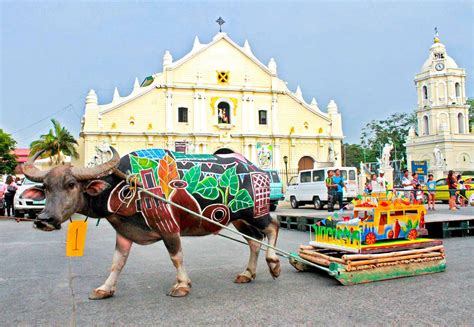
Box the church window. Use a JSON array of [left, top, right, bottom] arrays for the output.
[[423, 86, 428, 100], [455, 83, 461, 98], [217, 71, 229, 84], [422, 115, 429, 135], [258, 110, 267, 125], [217, 101, 231, 124], [178, 107, 188, 123], [458, 113, 465, 134]]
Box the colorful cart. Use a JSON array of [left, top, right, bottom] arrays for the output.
[[290, 198, 446, 285]]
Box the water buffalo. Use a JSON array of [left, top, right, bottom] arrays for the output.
[[22, 147, 280, 299]]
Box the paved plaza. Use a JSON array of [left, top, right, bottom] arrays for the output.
[[0, 213, 473, 326]]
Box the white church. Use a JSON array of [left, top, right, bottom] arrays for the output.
[[406, 31, 473, 178]]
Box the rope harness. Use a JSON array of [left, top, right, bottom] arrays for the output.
[[118, 172, 331, 273]]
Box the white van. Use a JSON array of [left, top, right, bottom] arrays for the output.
[[285, 167, 358, 210]]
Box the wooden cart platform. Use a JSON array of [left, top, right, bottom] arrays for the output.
[[290, 242, 446, 285]]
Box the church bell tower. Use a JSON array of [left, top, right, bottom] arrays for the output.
[[406, 29, 473, 178]]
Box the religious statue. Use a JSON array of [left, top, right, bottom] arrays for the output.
[[328, 143, 335, 163], [433, 145, 444, 168], [378, 143, 393, 168], [87, 142, 113, 168]]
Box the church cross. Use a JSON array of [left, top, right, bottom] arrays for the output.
[[216, 16, 225, 32]]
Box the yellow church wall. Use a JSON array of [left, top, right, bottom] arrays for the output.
[[172, 39, 272, 89]]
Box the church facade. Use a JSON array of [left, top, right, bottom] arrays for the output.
[[78, 32, 344, 177], [406, 32, 473, 177]]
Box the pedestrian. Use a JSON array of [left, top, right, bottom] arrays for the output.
[[401, 170, 413, 200], [1, 175, 18, 217], [325, 170, 336, 212], [426, 174, 436, 210], [15, 176, 22, 186], [447, 170, 457, 211], [331, 169, 346, 210], [457, 174, 466, 208], [369, 173, 378, 194], [377, 170, 387, 193]]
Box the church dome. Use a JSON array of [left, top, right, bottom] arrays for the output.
[[421, 41, 458, 72]]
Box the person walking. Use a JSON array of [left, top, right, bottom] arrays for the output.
[[331, 169, 346, 210], [457, 174, 467, 208], [1, 175, 18, 217], [376, 170, 387, 193], [325, 170, 336, 212], [447, 170, 457, 211], [426, 174, 436, 210]]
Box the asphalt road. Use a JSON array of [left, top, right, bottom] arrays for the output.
[[0, 217, 473, 326]]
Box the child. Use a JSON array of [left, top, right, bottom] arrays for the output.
[[414, 183, 423, 204], [426, 174, 436, 210]]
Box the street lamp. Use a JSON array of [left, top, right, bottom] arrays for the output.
[[283, 155, 289, 186]]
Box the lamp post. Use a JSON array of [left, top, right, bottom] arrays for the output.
[[283, 155, 289, 186]]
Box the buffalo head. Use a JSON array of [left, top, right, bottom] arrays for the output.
[[22, 148, 120, 231]]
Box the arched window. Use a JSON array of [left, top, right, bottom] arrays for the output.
[[458, 113, 465, 134], [217, 101, 231, 124], [455, 83, 461, 98], [258, 110, 267, 125], [422, 115, 429, 135], [423, 85, 428, 100]]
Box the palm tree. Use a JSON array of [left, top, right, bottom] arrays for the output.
[[30, 119, 79, 165]]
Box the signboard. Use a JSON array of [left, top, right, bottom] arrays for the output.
[[175, 141, 187, 154], [411, 161, 428, 176]]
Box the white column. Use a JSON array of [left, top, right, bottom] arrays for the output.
[[202, 143, 207, 154], [252, 144, 258, 164], [271, 95, 279, 134], [248, 97, 255, 132], [200, 93, 207, 132], [166, 91, 173, 132], [273, 144, 280, 169], [193, 93, 200, 131]]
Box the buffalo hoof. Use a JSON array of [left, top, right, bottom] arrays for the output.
[[167, 285, 190, 297], [89, 288, 114, 300], [234, 274, 253, 283], [267, 258, 281, 279]]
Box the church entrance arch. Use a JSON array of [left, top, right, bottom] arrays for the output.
[[298, 156, 315, 171], [214, 148, 235, 155]]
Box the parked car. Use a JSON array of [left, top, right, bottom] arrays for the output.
[[265, 169, 284, 211], [285, 167, 358, 210], [14, 178, 45, 218], [423, 175, 473, 204]]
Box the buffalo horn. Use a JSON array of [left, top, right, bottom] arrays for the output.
[[22, 150, 49, 182], [71, 147, 120, 181]]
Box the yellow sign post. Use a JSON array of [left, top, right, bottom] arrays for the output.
[[66, 221, 88, 257]]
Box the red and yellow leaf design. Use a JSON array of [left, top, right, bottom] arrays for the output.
[[158, 154, 179, 198]]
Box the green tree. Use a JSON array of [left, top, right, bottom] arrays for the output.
[[342, 143, 365, 167], [30, 119, 79, 165], [467, 98, 473, 131], [360, 112, 417, 166], [0, 129, 18, 174]]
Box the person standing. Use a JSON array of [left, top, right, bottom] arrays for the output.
[[325, 170, 336, 212], [369, 173, 378, 193], [376, 170, 387, 193], [1, 175, 18, 217], [447, 170, 457, 211], [426, 174, 436, 210], [401, 170, 413, 200], [457, 174, 467, 208], [331, 169, 346, 210]]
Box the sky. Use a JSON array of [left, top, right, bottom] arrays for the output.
[[1, 0, 473, 147]]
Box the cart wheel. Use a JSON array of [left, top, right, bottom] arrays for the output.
[[407, 229, 417, 240], [365, 232, 376, 245]]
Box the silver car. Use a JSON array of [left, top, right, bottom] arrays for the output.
[[14, 178, 45, 218]]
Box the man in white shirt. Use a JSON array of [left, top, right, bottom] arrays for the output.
[[401, 169, 413, 199], [376, 170, 387, 193]]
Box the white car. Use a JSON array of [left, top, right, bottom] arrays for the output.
[[285, 167, 358, 210], [14, 178, 45, 218]]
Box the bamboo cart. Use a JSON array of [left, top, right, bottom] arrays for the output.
[[290, 198, 446, 285]]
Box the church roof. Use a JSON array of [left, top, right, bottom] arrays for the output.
[[421, 40, 458, 72]]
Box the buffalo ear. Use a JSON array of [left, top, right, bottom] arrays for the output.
[[85, 180, 111, 196], [22, 187, 46, 201]]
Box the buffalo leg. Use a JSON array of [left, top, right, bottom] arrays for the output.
[[232, 220, 264, 283], [162, 234, 191, 297], [89, 233, 133, 300], [263, 217, 281, 279]]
